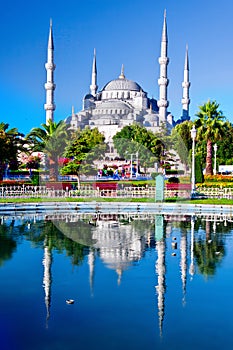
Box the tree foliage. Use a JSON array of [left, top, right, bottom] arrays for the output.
[[61, 127, 106, 187], [113, 124, 165, 173], [171, 120, 193, 171], [26, 120, 69, 181], [195, 100, 225, 175], [216, 121, 233, 166], [0, 122, 24, 179]]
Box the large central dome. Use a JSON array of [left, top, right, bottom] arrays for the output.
[[101, 65, 143, 92], [103, 78, 142, 92]]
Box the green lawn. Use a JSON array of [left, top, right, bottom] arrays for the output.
[[0, 197, 233, 205]]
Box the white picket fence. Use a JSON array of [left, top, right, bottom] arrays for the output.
[[0, 185, 233, 199], [196, 187, 233, 199]]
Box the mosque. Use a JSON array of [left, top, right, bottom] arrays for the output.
[[44, 12, 190, 155]]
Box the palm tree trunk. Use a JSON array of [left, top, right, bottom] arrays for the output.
[[49, 159, 58, 182], [205, 139, 213, 175]]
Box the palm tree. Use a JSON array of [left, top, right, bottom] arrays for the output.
[[0, 122, 24, 180], [26, 120, 69, 181], [195, 100, 225, 175]]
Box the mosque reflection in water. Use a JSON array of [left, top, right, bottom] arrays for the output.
[[0, 211, 231, 341]]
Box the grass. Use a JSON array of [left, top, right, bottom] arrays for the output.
[[0, 197, 233, 205]]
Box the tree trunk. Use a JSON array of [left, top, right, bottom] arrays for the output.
[[49, 158, 58, 182], [205, 139, 213, 175], [205, 220, 211, 240]]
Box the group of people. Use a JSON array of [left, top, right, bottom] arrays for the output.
[[97, 165, 138, 179]]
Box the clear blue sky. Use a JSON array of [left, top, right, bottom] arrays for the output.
[[1, 0, 233, 135]]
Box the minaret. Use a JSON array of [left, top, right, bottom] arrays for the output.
[[181, 45, 191, 120], [158, 10, 169, 124], [44, 19, 56, 124], [90, 48, 98, 97], [42, 235, 52, 328], [155, 239, 166, 337], [88, 249, 95, 296], [70, 106, 77, 129], [180, 233, 187, 306], [155, 215, 166, 337]]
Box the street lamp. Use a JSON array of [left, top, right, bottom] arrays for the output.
[[190, 125, 197, 197], [126, 151, 139, 179], [213, 143, 218, 175]]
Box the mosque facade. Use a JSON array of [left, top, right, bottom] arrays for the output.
[[44, 12, 190, 155]]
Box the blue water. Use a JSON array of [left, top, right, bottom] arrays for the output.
[[0, 214, 233, 350]]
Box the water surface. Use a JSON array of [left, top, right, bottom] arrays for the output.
[[0, 213, 233, 350]]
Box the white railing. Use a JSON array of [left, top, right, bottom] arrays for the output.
[[1, 184, 233, 199], [196, 187, 233, 199], [0, 185, 190, 199]]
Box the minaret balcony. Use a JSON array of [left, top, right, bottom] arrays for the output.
[[158, 57, 169, 65], [45, 62, 56, 70], [158, 77, 169, 86], [182, 98, 190, 105], [44, 82, 56, 90], [157, 100, 169, 108], [44, 103, 56, 111], [182, 81, 191, 88]]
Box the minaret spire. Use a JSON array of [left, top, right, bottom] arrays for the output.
[[158, 10, 169, 125], [181, 45, 191, 120], [44, 19, 56, 124], [90, 48, 98, 97]]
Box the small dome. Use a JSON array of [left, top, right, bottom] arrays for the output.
[[95, 100, 131, 110], [144, 113, 158, 122], [84, 93, 95, 100], [102, 78, 142, 92]]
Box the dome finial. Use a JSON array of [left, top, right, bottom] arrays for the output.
[[119, 64, 125, 79]]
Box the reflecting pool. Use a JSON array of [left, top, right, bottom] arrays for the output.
[[0, 212, 233, 350]]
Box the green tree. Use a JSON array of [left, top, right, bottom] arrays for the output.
[[216, 121, 233, 166], [113, 124, 165, 174], [195, 154, 204, 183], [171, 120, 193, 172], [0, 223, 17, 266], [61, 127, 106, 188], [26, 120, 69, 181], [195, 100, 225, 175], [0, 122, 24, 180]]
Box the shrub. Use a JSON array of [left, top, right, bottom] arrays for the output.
[[195, 155, 204, 183], [168, 177, 180, 184]]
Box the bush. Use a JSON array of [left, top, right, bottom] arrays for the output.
[[31, 174, 40, 186], [165, 169, 184, 175], [168, 177, 180, 184]]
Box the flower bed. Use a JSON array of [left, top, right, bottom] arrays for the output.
[[45, 182, 73, 190], [166, 183, 191, 190]]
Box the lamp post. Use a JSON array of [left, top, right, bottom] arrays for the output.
[[213, 143, 218, 175], [130, 154, 133, 179], [190, 125, 197, 197], [126, 151, 139, 179]]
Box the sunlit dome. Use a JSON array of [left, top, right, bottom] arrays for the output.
[[102, 64, 143, 92], [102, 78, 142, 92]]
